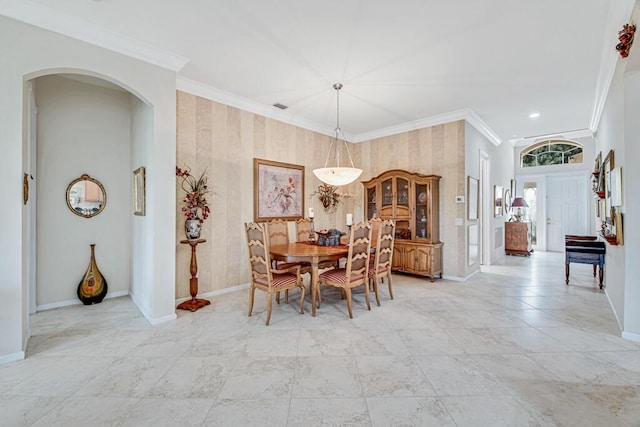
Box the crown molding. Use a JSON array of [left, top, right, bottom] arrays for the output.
[[178, 75, 504, 146], [464, 109, 503, 147], [351, 108, 501, 146], [510, 128, 594, 147], [589, 0, 636, 132], [0, 0, 189, 71], [177, 77, 350, 140], [350, 109, 468, 143]]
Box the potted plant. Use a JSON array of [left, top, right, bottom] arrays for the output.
[[176, 165, 211, 239]]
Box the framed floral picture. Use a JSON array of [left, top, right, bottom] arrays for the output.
[[254, 158, 305, 221]]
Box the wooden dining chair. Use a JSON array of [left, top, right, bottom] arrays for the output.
[[318, 221, 372, 319], [267, 219, 310, 303], [369, 217, 382, 250], [245, 222, 305, 325], [294, 218, 312, 242], [267, 219, 290, 246], [368, 219, 396, 306]]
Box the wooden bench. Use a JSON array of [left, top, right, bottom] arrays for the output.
[[565, 235, 605, 289]]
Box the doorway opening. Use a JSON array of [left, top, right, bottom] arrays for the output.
[[523, 183, 538, 246]]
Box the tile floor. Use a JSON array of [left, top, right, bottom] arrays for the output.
[[2, 252, 640, 426]]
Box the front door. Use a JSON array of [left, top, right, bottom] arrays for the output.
[[546, 175, 587, 252]]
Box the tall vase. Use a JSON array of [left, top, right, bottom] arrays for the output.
[[185, 218, 202, 240], [77, 244, 108, 305]]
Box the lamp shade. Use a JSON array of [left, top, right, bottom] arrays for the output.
[[511, 197, 529, 208], [313, 167, 363, 186], [313, 83, 362, 187]]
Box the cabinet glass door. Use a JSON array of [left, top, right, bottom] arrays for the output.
[[382, 179, 393, 207], [395, 220, 411, 240], [381, 178, 393, 217], [367, 187, 377, 219], [415, 183, 428, 239], [396, 178, 410, 217], [397, 178, 409, 208]]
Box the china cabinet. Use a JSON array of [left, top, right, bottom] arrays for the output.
[[363, 170, 443, 281]]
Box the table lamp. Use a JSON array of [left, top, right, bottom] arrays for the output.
[[511, 197, 529, 222]]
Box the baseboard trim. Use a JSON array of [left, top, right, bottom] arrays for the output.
[[147, 313, 177, 325], [37, 290, 129, 312], [604, 289, 624, 333], [175, 283, 250, 304], [0, 351, 25, 365], [622, 331, 640, 343], [442, 274, 466, 282], [462, 269, 481, 281], [129, 291, 177, 326]]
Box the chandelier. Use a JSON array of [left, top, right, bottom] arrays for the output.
[[313, 83, 363, 186]]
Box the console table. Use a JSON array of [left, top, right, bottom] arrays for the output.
[[177, 239, 211, 311]]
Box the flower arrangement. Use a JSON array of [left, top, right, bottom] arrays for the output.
[[176, 165, 211, 223], [311, 183, 342, 212]]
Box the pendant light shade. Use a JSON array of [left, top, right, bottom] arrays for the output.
[[313, 83, 362, 186]]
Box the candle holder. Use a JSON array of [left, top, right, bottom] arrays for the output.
[[308, 218, 316, 243]]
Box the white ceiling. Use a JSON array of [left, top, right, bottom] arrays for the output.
[[3, 0, 627, 143]]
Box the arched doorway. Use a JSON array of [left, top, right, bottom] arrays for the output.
[[25, 71, 153, 314]]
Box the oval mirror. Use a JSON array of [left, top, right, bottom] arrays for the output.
[[66, 174, 107, 218]]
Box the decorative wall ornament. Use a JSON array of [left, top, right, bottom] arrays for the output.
[[23, 173, 29, 205], [311, 183, 342, 213], [616, 23, 635, 58]]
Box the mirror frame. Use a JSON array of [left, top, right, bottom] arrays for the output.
[[66, 174, 107, 218]]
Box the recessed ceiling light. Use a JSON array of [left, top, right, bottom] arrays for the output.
[[529, 112, 540, 119]]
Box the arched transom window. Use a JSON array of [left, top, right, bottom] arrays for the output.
[[520, 139, 583, 167]]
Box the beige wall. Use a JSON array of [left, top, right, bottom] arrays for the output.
[[176, 92, 467, 298], [357, 122, 466, 278]]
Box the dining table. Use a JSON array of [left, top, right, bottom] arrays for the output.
[[269, 242, 349, 316]]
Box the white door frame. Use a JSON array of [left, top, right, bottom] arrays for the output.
[[480, 150, 491, 265], [516, 170, 590, 252], [27, 82, 37, 314], [515, 175, 547, 251]]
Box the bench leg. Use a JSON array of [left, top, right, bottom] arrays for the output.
[[565, 263, 570, 285], [593, 265, 596, 277], [599, 266, 604, 289]]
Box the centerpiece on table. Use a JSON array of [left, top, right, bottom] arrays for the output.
[[176, 165, 211, 240]]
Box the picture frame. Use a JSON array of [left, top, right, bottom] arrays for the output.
[[603, 150, 614, 224], [467, 176, 479, 220], [133, 166, 146, 216], [494, 185, 504, 217], [253, 158, 305, 221], [503, 189, 512, 219], [610, 166, 622, 207], [615, 210, 624, 245]]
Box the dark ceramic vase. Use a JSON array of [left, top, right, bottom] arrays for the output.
[[77, 244, 108, 305]]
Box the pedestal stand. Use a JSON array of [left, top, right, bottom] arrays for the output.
[[177, 238, 211, 312]]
